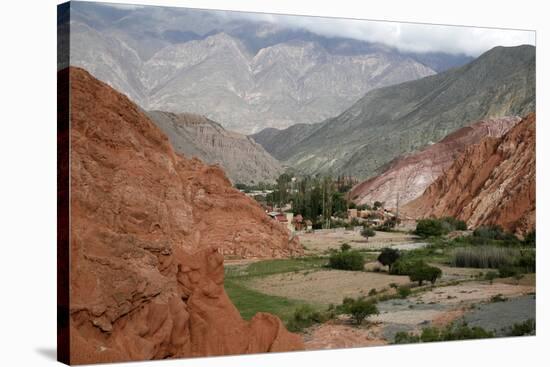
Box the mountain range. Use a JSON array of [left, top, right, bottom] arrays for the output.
[[252, 45, 535, 179], [63, 2, 473, 134]]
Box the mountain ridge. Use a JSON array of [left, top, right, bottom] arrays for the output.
[[147, 110, 284, 184], [252, 45, 535, 179], [403, 113, 535, 235]]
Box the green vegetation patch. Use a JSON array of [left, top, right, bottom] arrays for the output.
[[224, 279, 318, 323], [394, 322, 495, 344]]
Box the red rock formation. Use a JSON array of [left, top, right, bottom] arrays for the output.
[[403, 113, 535, 235], [350, 117, 521, 208], [66, 67, 303, 364]]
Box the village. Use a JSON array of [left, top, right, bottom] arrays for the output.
[[239, 174, 403, 235]]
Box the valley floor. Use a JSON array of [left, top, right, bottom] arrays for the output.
[[224, 230, 536, 348]]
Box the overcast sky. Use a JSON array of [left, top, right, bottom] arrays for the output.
[[101, 2, 535, 57], [229, 12, 535, 56]]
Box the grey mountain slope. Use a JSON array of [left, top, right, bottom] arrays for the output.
[[254, 45, 535, 179], [65, 3, 472, 134], [147, 111, 283, 185]]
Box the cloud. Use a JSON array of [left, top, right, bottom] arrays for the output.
[[226, 12, 535, 56], [96, 2, 145, 10]]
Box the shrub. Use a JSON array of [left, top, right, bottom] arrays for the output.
[[361, 227, 376, 241], [286, 305, 326, 332], [490, 294, 507, 303], [473, 225, 519, 243], [347, 298, 379, 325], [394, 331, 420, 344], [408, 262, 442, 286], [415, 219, 447, 237], [390, 258, 415, 275], [328, 250, 365, 271], [515, 249, 536, 272], [373, 201, 383, 209], [523, 230, 536, 247], [506, 319, 535, 336], [340, 243, 352, 252], [368, 288, 378, 296], [397, 285, 412, 298], [498, 265, 519, 278], [394, 323, 494, 344], [377, 248, 400, 272], [484, 271, 499, 284], [441, 217, 468, 231], [451, 246, 518, 269]]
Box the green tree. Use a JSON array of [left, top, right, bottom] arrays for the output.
[[361, 227, 376, 242], [409, 262, 442, 286], [415, 219, 446, 237], [377, 248, 400, 272], [328, 251, 365, 271]]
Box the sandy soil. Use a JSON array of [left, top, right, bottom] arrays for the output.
[[298, 228, 423, 255], [412, 282, 534, 305], [245, 269, 410, 305], [304, 321, 387, 350]]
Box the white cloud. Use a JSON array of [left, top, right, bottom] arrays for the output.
[[227, 12, 535, 56], [95, 2, 145, 10]]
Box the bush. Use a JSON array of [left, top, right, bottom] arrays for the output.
[[286, 305, 326, 332], [340, 243, 352, 252], [377, 248, 400, 272], [490, 294, 507, 303], [408, 262, 442, 286], [441, 217, 468, 231], [397, 285, 412, 298], [523, 230, 536, 247], [515, 249, 536, 272], [368, 288, 378, 296], [390, 258, 415, 275], [484, 271, 499, 284], [498, 265, 519, 278], [328, 250, 365, 271], [347, 298, 379, 325], [394, 331, 420, 344], [506, 319, 535, 336], [473, 225, 519, 243], [393, 323, 494, 344], [451, 246, 519, 269], [361, 227, 376, 240], [415, 219, 447, 237]]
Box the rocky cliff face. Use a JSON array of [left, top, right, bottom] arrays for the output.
[[350, 117, 521, 208], [66, 3, 444, 134], [403, 113, 535, 235], [66, 67, 303, 364], [259, 45, 535, 179], [147, 111, 283, 185]]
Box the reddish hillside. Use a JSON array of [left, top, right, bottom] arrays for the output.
[[65, 67, 303, 364], [403, 113, 535, 235], [350, 117, 520, 208]]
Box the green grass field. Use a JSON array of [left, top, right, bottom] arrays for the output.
[[224, 256, 327, 322], [224, 279, 318, 322]]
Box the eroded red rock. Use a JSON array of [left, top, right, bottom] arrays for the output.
[[403, 113, 535, 235], [350, 117, 521, 208], [66, 67, 303, 364]]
